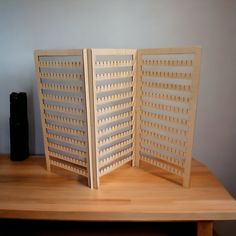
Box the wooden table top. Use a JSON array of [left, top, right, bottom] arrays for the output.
[[0, 155, 236, 221]]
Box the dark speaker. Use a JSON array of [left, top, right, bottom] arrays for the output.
[[10, 92, 29, 161]]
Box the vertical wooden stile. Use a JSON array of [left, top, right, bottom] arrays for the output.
[[83, 49, 94, 188], [88, 49, 100, 188], [34, 51, 51, 171], [134, 50, 142, 167], [131, 50, 138, 167], [183, 47, 201, 187]]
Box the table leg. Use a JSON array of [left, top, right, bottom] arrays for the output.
[[197, 221, 213, 236]]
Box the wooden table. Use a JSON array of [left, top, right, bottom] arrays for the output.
[[0, 155, 236, 236]]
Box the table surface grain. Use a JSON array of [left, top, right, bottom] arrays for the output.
[[0, 155, 236, 221]]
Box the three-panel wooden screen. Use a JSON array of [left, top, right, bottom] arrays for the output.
[[35, 47, 201, 189]]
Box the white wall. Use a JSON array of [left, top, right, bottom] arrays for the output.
[[1, 0, 236, 234]]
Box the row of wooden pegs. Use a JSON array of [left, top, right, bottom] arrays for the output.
[[98, 129, 133, 147], [142, 101, 189, 114], [42, 83, 83, 92], [141, 138, 185, 158], [141, 129, 186, 147], [141, 147, 185, 168], [48, 142, 87, 157], [45, 113, 85, 127], [50, 159, 88, 177], [96, 82, 132, 92], [98, 139, 132, 157], [39, 60, 81, 68], [141, 120, 188, 136], [142, 59, 193, 67], [44, 104, 84, 115], [48, 150, 87, 167], [97, 91, 133, 104], [140, 154, 184, 177], [40, 72, 83, 80], [97, 102, 133, 115], [96, 71, 133, 80], [99, 147, 133, 168], [43, 93, 84, 104], [141, 111, 189, 126], [98, 111, 133, 126], [47, 133, 86, 147], [95, 60, 133, 68], [46, 123, 86, 136], [142, 81, 192, 91], [142, 71, 192, 79], [142, 91, 191, 103], [97, 121, 132, 137], [99, 155, 133, 177]]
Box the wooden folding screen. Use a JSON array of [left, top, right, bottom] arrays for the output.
[[35, 47, 201, 189], [135, 48, 201, 187], [35, 50, 93, 187], [87, 49, 137, 188]]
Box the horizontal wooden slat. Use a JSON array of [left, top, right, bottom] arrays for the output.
[[97, 102, 133, 116], [47, 133, 86, 147], [141, 120, 187, 136], [141, 111, 188, 127], [98, 121, 133, 138], [142, 81, 192, 91], [44, 104, 84, 115], [98, 129, 133, 147], [139, 47, 199, 55], [45, 113, 85, 127], [98, 111, 133, 126], [39, 60, 81, 68], [99, 147, 133, 168], [142, 59, 193, 67], [40, 72, 83, 81], [45, 123, 85, 137], [98, 139, 132, 158], [96, 71, 133, 81], [43, 94, 84, 104], [142, 101, 189, 114], [35, 49, 83, 56], [92, 48, 136, 55], [42, 83, 83, 92], [142, 71, 192, 79], [141, 129, 186, 148], [99, 155, 133, 177], [48, 142, 87, 158], [50, 159, 87, 177], [141, 138, 185, 158], [140, 148, 184, 171], [96, 82, 132, 93], [97, 92, 133, 105], [48, 151, 87, 167], [140, 154, 184, 177], [142, 91, 191, 103], [95, 60, 134, 68]]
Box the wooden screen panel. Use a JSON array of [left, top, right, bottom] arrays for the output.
[[136, 47, 201, 187], [34, 49, 93, 187], [89, 49, 137, 188]]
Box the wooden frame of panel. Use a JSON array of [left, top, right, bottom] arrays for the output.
[[34, 49, 93, 188], [137, 47, 201, 187], [89, 49, 137, 188], [35, 47, 201, 189]]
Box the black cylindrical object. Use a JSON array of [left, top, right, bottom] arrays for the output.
[[10, 92, 29, 161]]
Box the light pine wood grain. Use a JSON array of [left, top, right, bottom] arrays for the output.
[[0, 155, 236, 223]]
